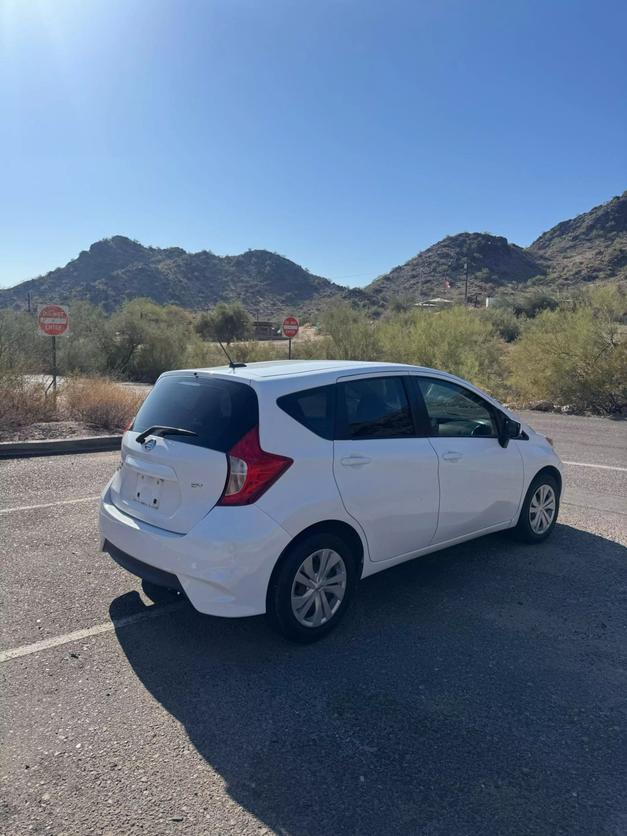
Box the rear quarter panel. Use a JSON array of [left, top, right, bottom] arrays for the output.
[[253, 376, 370, 559]]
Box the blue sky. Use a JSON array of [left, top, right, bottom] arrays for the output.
[[1, 0, 626, 289]]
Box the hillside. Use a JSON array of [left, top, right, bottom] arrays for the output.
[[528, 190, 627, 286], [1, 191, 626, 314], [367, 233, 547, 302], [369, 191, 627, 301], [0, 236, 352, 316]]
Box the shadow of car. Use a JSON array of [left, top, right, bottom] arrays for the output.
[[110, 524, 627, 835]]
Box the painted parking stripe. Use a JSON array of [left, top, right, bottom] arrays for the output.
[[0, 600, 186, 664], [563, 461, 627, 473], [0, 495, 101, 514]]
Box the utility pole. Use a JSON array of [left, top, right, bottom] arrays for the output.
[[464, 258, 469, 305]]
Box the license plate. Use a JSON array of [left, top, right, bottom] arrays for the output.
[[135, 473, 163, 508]]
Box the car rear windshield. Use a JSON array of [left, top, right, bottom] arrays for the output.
[[132, 374, 258, 451]]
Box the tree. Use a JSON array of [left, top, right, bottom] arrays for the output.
[[105, 299, 193, 381], [196, 302, 252, 344]]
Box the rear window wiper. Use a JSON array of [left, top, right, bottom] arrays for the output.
[[135, 426, 199, 444]]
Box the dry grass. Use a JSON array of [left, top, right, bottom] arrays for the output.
[[61, 378, 146, 431], [0, 375, 57, 430]]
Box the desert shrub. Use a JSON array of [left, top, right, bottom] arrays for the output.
[[321, 303, 382, 360], [378, 306, 507, 394], [509, 305, 627, 414], [62, 378, 146, 431], [0, 375, 57, 429], [0, 311, 49, 373], [291, 337, 332, 360], [104, 300, 193, 381], [181, 336, 226, 369], [227, 340, 285, 363], [509, 291, 559, 318], [57, 301, 109, 375], [482, 306, 522, 342], [196, 302, 252, 344], [574, 282, 627, 320]]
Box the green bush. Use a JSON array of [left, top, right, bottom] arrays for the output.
[[509, 301, 627, 414], [196, 301, 252, 344], [377, 306, 507, 394], [321, 303, 382, 361], [0, 311, 48, 373], [482, 306, 522, 342], [104, 300, 193, 381]]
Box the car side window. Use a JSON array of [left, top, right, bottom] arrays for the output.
[[417, 378, 497, 439], [277, 385, 335, 440], [336, 376, 415, 440]]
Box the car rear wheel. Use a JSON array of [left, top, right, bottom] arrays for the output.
[[266, 532, 358, 642], [514, 472, 560, 543]]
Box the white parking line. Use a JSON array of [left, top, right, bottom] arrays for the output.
[[0, 600, 186, 664], [0, 495, 101, 514], [563, 461, 627, 473]]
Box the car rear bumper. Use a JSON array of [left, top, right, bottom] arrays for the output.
[[103, 540, 184, 592], [99, 485, 291, 617]]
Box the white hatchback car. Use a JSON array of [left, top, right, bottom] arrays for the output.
[[100, 360, 563, 641]]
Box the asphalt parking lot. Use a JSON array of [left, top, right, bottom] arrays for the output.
[[1, 411, 626, 835]]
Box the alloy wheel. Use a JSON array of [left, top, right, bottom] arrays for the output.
[[290, 548, 347, 628], [529, 484, 556, 534]]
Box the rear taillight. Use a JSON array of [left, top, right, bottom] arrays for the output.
[[218, 426, 292, 506], [124, 416, 135, 433]]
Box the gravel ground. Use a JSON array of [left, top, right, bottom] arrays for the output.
[[0, 412, 625, 835]]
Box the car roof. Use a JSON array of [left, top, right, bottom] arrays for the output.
[[158, 360, 514, 417], [165, 360, 418, 382]]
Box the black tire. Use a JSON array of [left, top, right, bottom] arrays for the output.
[[513, 472, 560, 543], [266, 532, 359, 642]]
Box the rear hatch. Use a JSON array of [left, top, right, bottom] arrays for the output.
[[110, 373, 257, 534]]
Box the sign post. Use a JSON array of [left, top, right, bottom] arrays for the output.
[[37, 304, 70, 392], [282, 316, 299, 359]]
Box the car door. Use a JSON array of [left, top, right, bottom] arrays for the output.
[[414, 376, 524, 543], [333, 374, 439, 562]]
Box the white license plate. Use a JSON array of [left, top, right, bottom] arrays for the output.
[[135, 474, 163, 508]]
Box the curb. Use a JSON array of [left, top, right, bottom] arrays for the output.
[[0, 435, 122, 459]]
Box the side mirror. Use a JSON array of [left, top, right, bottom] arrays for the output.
[[497, 414, 521, 448]]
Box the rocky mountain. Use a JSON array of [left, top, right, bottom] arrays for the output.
[[367, 233, 547, 303], [528, 191, 627, 285], [1, 191, 625, 314], [368, 191, 627, 302], [0, 236, 353, 316]]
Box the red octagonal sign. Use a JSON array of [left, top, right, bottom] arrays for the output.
[[38, 304, 69, 337], [282, 316, 299, 339]]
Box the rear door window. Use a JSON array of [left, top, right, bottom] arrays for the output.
[[277, 385, 335, 440], [336, 376, 415, 440], [132, 375, 258, 451]]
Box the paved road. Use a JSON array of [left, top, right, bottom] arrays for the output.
[[1, 413, 625, 835]]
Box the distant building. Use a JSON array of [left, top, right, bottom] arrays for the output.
[[414, 298, 454, 310], [253, 320, 279, 340]]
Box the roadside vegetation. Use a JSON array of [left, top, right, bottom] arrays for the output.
[[1, 285, 625, 437]]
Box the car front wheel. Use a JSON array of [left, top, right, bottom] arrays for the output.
[[514, 472, 560, 543], [266, 532, 358, 642]]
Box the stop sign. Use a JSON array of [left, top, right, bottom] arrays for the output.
[[38, 304, 69, 337], [282, 316, 299, 339]]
